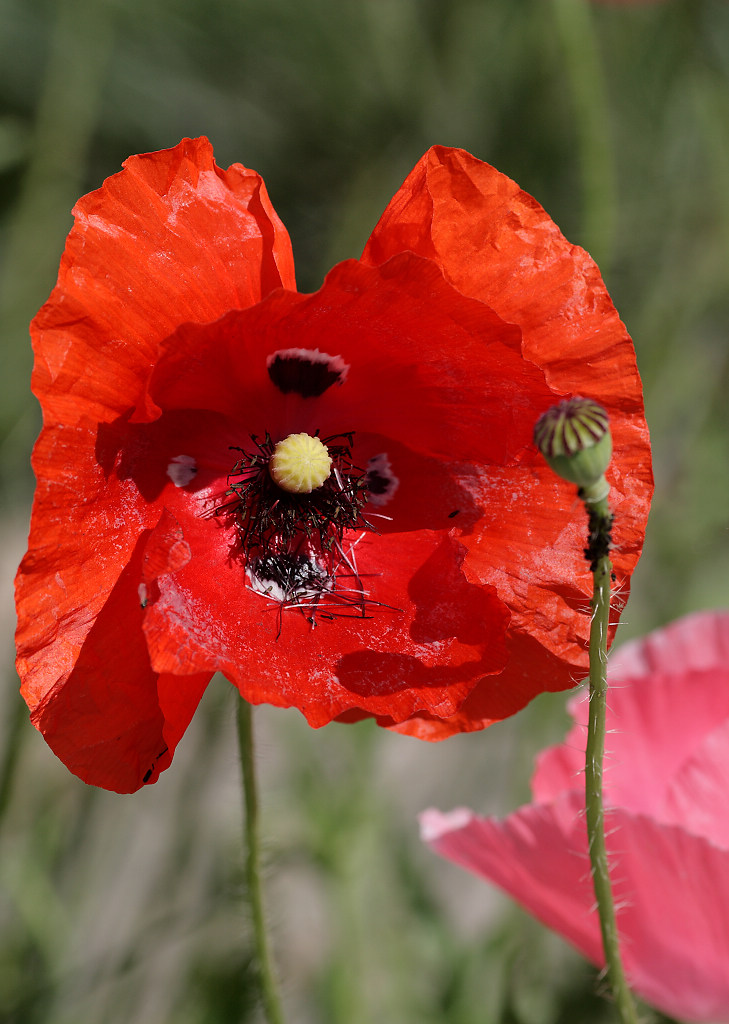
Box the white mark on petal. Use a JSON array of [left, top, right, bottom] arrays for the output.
[[366, 453, 399, 506], [167, 455, 197, 488]]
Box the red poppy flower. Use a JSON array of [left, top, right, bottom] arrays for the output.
[[421, 611, 729, 1023], [15, 139, 651, 792]]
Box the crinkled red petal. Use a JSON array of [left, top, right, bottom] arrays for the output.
[[22, 521, 210, 793], [15, 409, 225, 790], [142, 507, 510, 725], [382, 631, 587, 740], [32, 136, 294, 426], [16, 138, 294, 788], [142, 253, 550, 465], [361, 146, 652, 736]]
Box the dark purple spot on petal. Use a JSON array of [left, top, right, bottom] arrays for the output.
[[266, 347, 349, 398]]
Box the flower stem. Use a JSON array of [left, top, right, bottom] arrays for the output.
[[236, 699, 285, 1024], [0, 693, 28, 829], [583, 496, 639, 1024]]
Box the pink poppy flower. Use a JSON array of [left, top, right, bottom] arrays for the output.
[[421, 610, 729, 1023]]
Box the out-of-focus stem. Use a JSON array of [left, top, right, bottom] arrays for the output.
[[237, 700, 285, 1024], [551, 0, 617, 273], [0, 0, 116, 494]]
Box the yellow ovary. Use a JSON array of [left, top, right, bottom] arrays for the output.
[[269, 433, 332, 494]]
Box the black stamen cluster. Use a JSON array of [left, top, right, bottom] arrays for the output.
[[249, 551, 330, 598], [214, 432, 372, 560]]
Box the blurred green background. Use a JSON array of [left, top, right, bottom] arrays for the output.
[[0, 0, 727, 1021]]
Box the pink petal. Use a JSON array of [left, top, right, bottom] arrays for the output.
[[421, 793, 729, 1022], [421, 794, 604, 965], [661, 717, 729, 848], [533, 611, 729, 816]]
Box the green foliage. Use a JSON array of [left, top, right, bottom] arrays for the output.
[[0, 0, 725, 1020]]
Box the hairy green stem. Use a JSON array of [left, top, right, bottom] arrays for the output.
[[584, 498, 639, 1024], [237, 700, 285, 1024]]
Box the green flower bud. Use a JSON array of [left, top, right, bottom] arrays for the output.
[[533, 397, 612, 503]]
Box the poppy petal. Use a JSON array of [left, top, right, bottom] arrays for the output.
[[143, 254, 552, 466], [421, 796, 729, 1023], [16, 138, 294, 787], [422, 613, 729, 1021], [362, 146, 652, 737], [140, 497, 511, 725], [362, 145, 650, 547], [32, 136, 294, 425], [24, 528, 210, 793], [532, 610, 729, 810], [662, 718, 729, 848], [363, 146, 644, 413], [387, 629, 589, 740]]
